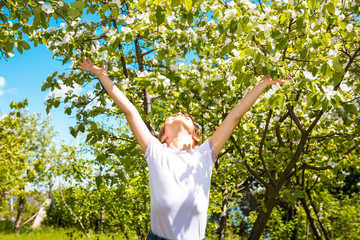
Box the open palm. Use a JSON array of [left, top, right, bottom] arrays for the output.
[[78, 57, 107, 76]]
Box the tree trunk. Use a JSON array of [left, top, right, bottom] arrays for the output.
[[299, 198, 322, 240], [10, 196, 15, 223], [218, 188, 229, 240], [307, 191, 330, 240], [14, 194, 26, 233], [32, 198, 52, 228], [287, 205, 297, 240], [248, 187, 279, 240]]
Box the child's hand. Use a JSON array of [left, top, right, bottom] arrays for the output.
[[78, 57, 107, 77], [261, 74, 288, 86]]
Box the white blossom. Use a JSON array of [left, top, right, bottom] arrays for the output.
[[109, 171, 118, 177], [118, 14, 126, 20], [48, 26, 57, 32], [163, 78, 171, 87], [328, 161, 337, 168], [346, 23, 353, 32], [327, 59, 333, 67], [329, 49, 338, 57], [200, 3, 207, 12], [63, 34, 72, 43], [232, 49, 240, 57], [170, 65, 178, 71], [121, 26, 131, 34], [272, 83, 281, 91], [340, 83, 351, 92], [271, 52, 282, 62], [126, 16, 135, 24], [264, 88, 275, 99], [94, 170, 101, 177], [339, 14, 345, 21], [137, 70, 149, 78], [60, 23, 66, 28], [303, 71, 317, 80], [159, 42, 166, 49], [41, 4, 54, 14], [323, 85, 336, 100]]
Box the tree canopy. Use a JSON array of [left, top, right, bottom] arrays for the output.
[[1, 0, 360, 239]]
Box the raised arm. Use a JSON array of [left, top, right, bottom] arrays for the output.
[[78, 57, 151, 153], [211, 75, 286, 158]]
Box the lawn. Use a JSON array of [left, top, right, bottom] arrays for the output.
[[0, 223, 130, 240]]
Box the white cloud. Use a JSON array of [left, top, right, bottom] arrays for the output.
[[0, 76, 5, 96], [0, 76, 5, 88]]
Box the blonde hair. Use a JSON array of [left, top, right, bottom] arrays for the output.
[[158, 113, 202, 145]]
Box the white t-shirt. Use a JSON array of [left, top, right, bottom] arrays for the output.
[[144, 136, 216, 240]]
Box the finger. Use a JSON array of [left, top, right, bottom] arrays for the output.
[[101, 62, 105, 69], [78, 60, 87, 68], [87, 57, 93, 65]]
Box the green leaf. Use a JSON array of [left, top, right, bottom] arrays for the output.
[[327, 2, 335, 14], [330, 72, 343, 86], [111, 8, 119, 18], [4, 41, 14, 52], [277, 38, 288, 50], [307, 0, 315, 10], [65, 108, 72, 115], [322, 98, 329, 112], [332, 58, 343, 72], [69, 8, 81, 18], [321, 63, 331, 77], [138, 0, 147, 9], [171, 0, 182, 8], [20, 41, 30, 50], [71, 1, 86, 11], [232, 57, 245, 73], [156, 6, 165, 25], [184, 0, 192, 11], [78, 124, 85, 133]]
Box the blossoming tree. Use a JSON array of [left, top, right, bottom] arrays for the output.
[[2, 0, 360, 238]]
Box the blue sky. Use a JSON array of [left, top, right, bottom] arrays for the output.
[[0, 44, 77, 144]]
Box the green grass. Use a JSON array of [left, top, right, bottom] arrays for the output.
[[0, 224, 130, 240]]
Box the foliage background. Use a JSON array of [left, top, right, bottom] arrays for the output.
[[1, 0, 360, 239]]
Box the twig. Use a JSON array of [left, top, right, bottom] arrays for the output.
[[59, 185, 90, 239], [21, 212, 38, 226]]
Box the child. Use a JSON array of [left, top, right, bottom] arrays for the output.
[[78, 57, 285, 240]]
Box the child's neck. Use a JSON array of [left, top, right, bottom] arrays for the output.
[[166, 134, 195, 151]]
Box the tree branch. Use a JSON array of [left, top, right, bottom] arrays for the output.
[[306, 190, 331, 240], [259, 110, 277, 186], [287, 104, 306, 134], [306, 110, 323, 135], [134, 36, 156, 136], [299, 197, 323, 240], [230, 136, 269, 188]]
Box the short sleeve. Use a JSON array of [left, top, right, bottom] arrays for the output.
[[198, 138, 216, 167], [144, 135, 165, 164]]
